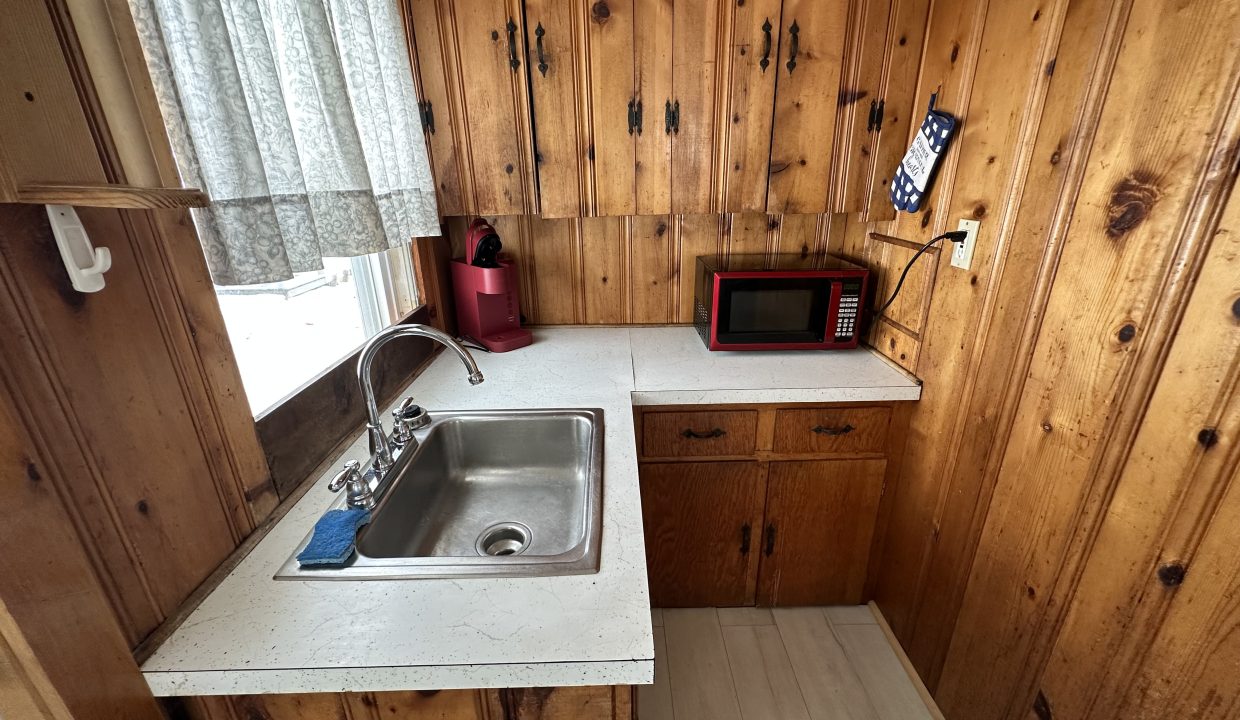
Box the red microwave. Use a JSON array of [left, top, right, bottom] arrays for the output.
[[694, 254, 869, 351]]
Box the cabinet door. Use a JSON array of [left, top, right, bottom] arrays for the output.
[[669, 0, 724, 214], [766, 0, 849, 214], [758, 459, 886, 605], [721, 0, 784, 213], [639, 461, 767, 607], [634, 0, 673, 215], [524, 0, 586, 217], [407, 0, 468, 215], [861, 0, 930, 221], [449, 0, 532, 215], [587, 0, 637, 216], [833, 0, 892, 213]]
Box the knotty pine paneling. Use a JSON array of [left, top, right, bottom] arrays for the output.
[[0, 2, 277, 717], [851, 1, 1240, 720], [445, 212, 834, 325], [1038, 152, 1240, 720], [0, 386, 164, 720]]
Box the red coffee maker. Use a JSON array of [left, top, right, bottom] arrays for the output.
[[449, 219, 533, 352]]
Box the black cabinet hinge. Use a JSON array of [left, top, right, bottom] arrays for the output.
[[665, 99, 680, 135], [866, 99, 885, 133], [628, 98, 644, 136], [624, 98, 644, 135], [418, 101, 435, 134]]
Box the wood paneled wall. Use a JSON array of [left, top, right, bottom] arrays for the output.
[[845, 0, 1240, 719], [0, 1, 279, 716], [446, 212, 856, 324]]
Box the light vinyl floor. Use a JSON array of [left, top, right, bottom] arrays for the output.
[[640, 605, 943, 720]]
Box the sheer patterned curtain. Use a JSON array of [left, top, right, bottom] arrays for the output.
[[131, 0, 440, 285]]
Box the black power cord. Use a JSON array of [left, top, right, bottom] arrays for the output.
[[872, 230, 969, 316]]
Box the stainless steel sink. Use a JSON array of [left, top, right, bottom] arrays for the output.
[[276, 409, 603, 580]]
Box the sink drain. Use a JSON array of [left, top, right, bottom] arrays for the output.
[[476, 522, 531, 557]]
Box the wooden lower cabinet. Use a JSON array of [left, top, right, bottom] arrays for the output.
[[639, 458, 886, 607], [639, 462, 767, 606], [175, 685, 633, 719], [635, 403, 902, 608], [757, 459, 887, 605]]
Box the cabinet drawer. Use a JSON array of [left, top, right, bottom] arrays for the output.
[[772, 407, 892, 455], [642, 411, 759, 458]]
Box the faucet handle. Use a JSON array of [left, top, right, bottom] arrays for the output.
[[391, 397, 429, 448], [396, 397, 428, 423], [328, 460, 361, 492], [328, 460, 375, 509]]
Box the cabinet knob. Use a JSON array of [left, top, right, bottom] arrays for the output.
[[740, 524, 752, 555], [764, 523, 777, 557]]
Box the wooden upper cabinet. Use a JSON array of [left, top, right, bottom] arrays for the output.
[[405, 0, 913, 219], [833, 0, 892, 214], [634, 0, 673, 215], [668, 0, 723, 214], [530, 0, 726, 218], [455, 0, 533, 215], [721, 0, 785, 213], [407, 0, 468, 216], [766, 0, 850, 214], [407, 0, 534, 216], [831, 0, 931, 221], [860, 0, 931, 222], [523, 0, 587, 217], [720, 0, 904, 216], [587, 0, 638, 216]]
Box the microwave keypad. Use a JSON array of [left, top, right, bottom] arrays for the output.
[[834, 292, 860, 341]]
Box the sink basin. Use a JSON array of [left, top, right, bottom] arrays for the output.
[[276, 408, 603, 580]]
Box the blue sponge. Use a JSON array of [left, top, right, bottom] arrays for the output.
[[297, 508, 371, 567]]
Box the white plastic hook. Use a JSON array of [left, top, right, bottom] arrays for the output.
[[45, 204, 111, 293]]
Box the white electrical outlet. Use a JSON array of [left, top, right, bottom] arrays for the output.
[[951, 218, 980, 270]]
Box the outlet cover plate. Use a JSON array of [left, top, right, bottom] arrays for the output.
[[951, 219, 980, 270]]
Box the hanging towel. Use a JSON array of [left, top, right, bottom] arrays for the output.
[[890, 93, 957, 213]]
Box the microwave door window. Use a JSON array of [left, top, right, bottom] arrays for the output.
[[717, 278, 831, 344], [730, 289, 814, 332]]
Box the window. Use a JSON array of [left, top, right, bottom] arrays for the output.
[[216, 247, 418, 415]]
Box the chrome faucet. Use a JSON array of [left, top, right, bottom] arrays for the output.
[[356, 324, 484, 479]]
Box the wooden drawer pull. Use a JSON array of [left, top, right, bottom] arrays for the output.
[[811, 423, 855, 436], [681, 427, 726, 439]]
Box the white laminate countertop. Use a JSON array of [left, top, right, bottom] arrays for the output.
[[627, 327, 922, 405], [141, 327, 920, 696]]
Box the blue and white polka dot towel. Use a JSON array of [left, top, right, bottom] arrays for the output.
[[890, 93, 957, 213]]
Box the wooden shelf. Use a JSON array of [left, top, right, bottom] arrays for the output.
[[16, 182, 209, 209]]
